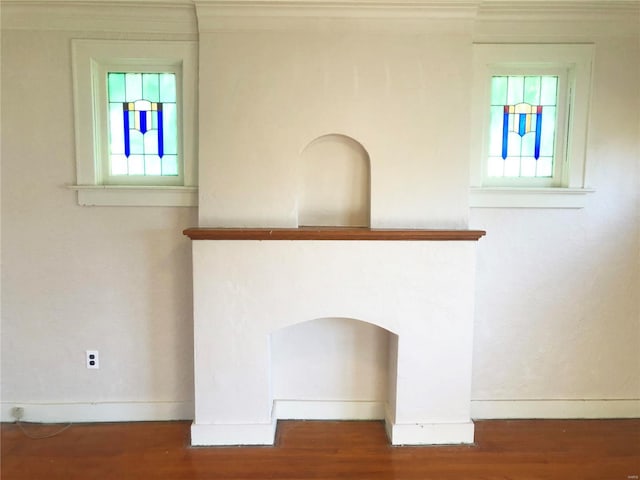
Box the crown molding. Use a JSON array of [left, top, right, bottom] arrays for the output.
[[0, 1, 198, 34], [2, 0, 638, 33], [474, 0, 640, 39], [477, 0, 640, 20], [192, 0, 480, 32], [193, 1, 480, 21]]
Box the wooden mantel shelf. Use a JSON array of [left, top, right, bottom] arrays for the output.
[[183, 227, 486, 241]]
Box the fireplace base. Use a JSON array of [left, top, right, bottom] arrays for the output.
[[186, 229, 484, 446]]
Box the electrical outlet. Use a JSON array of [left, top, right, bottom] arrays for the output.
[[11, 407, 24, 421], [86, 350, 99, 369]]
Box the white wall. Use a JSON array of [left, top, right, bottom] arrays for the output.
[[197, 24, 473, 229], [271, 318, 390, 403], [1, 6, 198, 421], [470, 35, 640, 416], [1, 1, 638, 422]]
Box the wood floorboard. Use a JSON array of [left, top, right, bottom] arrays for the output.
[[1, 419, 639, 480]]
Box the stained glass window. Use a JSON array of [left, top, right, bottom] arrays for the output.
[[488, 75, 558, 178], [107, 72, 178, 177]]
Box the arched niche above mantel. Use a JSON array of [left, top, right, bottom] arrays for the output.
[[298, 134, 371, 228]]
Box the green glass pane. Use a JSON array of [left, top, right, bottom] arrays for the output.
[[129, 130, 144, 155], [143, 130, 159, 156], [488, 106, 504, 156], [125, 73, 142, 101], [540, 106, 556, 157], [162, 155, 178, 176], [109, 103, 124, 154], [491, 76, 507, 105], [111, 154, 128, 175], [145, 156, 161, 176], [504, 156, 520, 177], [521, 131, 536, 157], [507, 76, 524, 104], [523, 76, 541, 104], [128, 155, 145, 175], [507, 132, 522, 158], [537, 157, 553, 177], [108, 73, 125, 102], [162, 103, 178, 155], [541, 76, 558, 105], [142, 73, 160, 103], [487, 156, 505, 177], [521, 157, 536, 177], [159, 74, 176, 102]]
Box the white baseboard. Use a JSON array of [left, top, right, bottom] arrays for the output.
[[274, 400, 385, 420], [275, 400, 474, 445], [191, 420, 277, 446], [0, 401, 193, 423], [387, 420, 475, 445], [471, 399, 640, 419], [3, 399, 636, 425], [383, 406, 474, 445]]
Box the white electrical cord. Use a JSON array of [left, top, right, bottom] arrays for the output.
[[16, 420, 73, 439]]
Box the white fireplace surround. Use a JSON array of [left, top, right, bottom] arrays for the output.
[[187, 228, 484, 446], [187, 0, 490, 447]]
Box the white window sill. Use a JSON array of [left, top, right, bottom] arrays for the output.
[[470, 187, 595, 209], [67, 185, 198, 207]]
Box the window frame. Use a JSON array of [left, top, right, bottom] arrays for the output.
[[470, 44, 595, 208], [71, 40, 197, 206]]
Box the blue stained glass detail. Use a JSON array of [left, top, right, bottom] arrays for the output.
[[502, 108, 509, 160], [501, 104, 543, 160], [123, 106, 130, 158], [518, 114, 526, 136], [108, 72, 177, 176], [157, 105, 164, 158], [122, 103, 163, 158], [490, 75, 558, 178], [535, 110, 543, 159], [139, 111, 148, 134]]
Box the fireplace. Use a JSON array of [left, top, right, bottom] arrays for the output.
[[185, 227, 484, 446], [190, 1, 485, 446]]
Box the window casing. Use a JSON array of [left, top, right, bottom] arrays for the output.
[[71, 40, 197, 206], [470, 44, 594, 208]]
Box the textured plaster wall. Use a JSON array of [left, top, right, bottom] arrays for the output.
[[197, 27, 472, 229], [470, 37, 640, 404], [1, 27, 197, 414], [1, 3, 638, 421]]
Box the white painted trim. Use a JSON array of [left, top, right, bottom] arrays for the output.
[[471, 399, 640, 419], [477, 1, 640, 22], [193, 0, 479, 33], [470, 187, 595, 208], [387, 421, 475, 445], [3, 399, 635, 427], [0, 401, 193, 424], [3, 0, 637, 36], [68, 185, 198, 207], [0, 1, 197, 35], [71, 39, 198, 206], [274, 400, 385, 420], [382, 405, 475, 445], [194, 0, 479, 20], [191, 420, 278, 446], [469, 44, 595, 201]]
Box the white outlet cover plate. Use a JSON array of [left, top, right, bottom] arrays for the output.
[[86, 350, 99, 369]]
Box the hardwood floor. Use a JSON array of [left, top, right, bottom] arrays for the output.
[[2, 419, 639, 479]]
